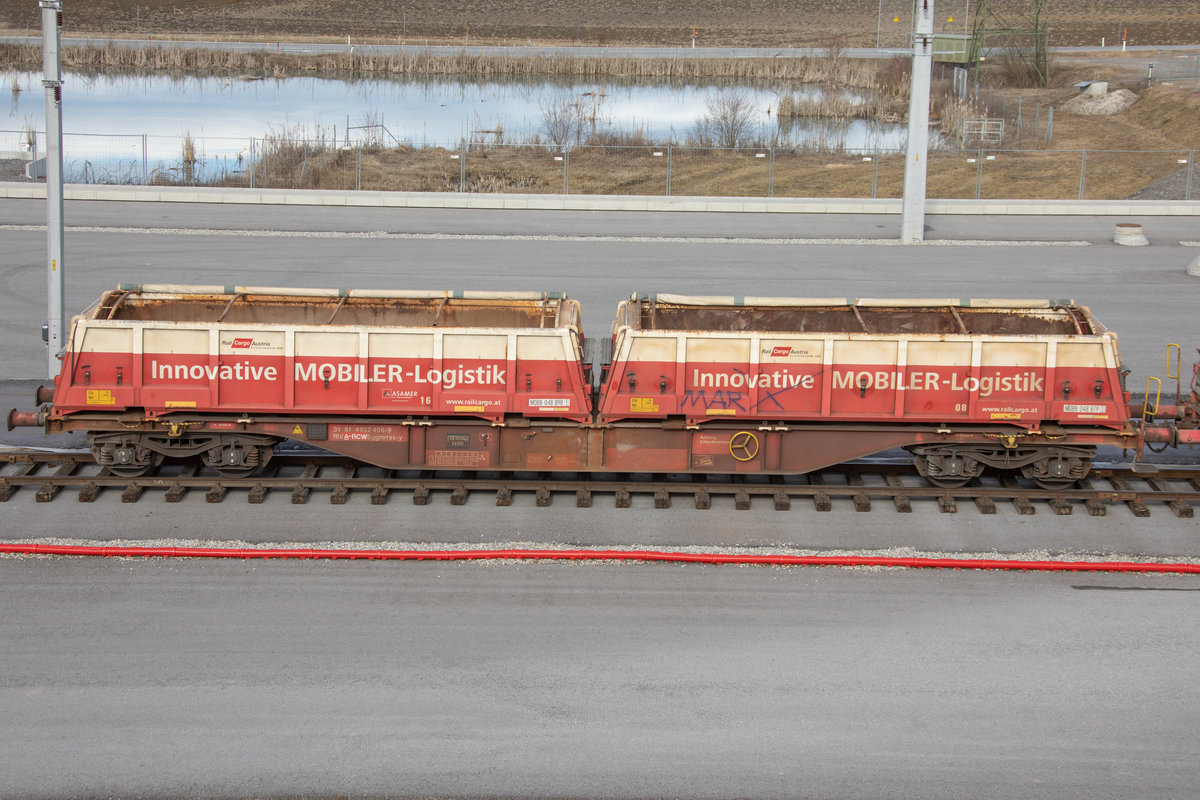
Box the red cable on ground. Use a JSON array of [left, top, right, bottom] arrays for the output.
[[1, 542, 1199, 573]]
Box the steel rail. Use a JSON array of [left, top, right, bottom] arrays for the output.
[[1, 542, 1198, 574]]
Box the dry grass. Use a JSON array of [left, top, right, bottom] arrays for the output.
[[2, 0, 1199, 48], [170, 135, 1188, 201], [1125, 86, 1200, 150]]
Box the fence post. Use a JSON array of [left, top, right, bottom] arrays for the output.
[[1187, 149, 1195, 201], [459, 138, 466, 192], [1078, 149, 1087, 200], [1046, 106, 1053, 143], [1016, 97, 1022, 148], [563, 148, 569, 194], [141, 134, 148, 184], [871, 147, 879, 199], [975, 148, 984, 199], [355, 144, 361, 191], [666, 144, 672, 197], [767, 148, 774, 197], [249, 138, 255, 189]]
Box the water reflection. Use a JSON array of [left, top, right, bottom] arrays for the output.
[[3, 69, 911, 150]]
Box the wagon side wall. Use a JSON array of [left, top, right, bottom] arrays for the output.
[[52, 318, 593, 422], [599, 327, 1127, 428]]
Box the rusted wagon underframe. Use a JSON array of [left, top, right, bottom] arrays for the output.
[[38, 411, 1137, 485]]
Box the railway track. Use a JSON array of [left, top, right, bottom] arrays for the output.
[[2, 449, 1197, 516]]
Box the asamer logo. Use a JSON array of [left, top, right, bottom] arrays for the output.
[[231, 338, 254, 349]]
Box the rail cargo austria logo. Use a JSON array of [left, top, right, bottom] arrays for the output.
[[770, 346, 793, 358], [231, 338, 254, 349]]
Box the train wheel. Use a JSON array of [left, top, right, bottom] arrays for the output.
[[208, 463, 260, 479], [201, 437, 273, 478], [911, 450, 982, 488], [924, 474, 972, 490], [104, 453, 164, 478], [1021, 455, 1091, 490], [92, 438, 163, 478]]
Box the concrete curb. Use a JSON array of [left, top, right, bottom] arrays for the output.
[[3, 182, 1200, 215]]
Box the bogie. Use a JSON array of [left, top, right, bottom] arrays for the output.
[[909, 444, 1096, 489]]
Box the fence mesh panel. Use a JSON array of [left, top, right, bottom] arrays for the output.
[[1, 130, 1194, 202], [567, 146, 669, 196]]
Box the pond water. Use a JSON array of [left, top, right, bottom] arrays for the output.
[[3, 70, 916, 181]]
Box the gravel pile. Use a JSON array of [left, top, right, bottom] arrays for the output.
[[1061, 88, 1139, 115]]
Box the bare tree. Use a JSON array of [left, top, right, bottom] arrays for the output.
[[539, 89, 609, 147], [539, 91, 582, 147], [692, 89, 760, 149]]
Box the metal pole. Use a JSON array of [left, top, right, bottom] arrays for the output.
[[141, 133, 148, 184], [871, 147, 879, 198], [1186, 149, 1194, 202], [975, 148, 983, 199], [1016, 96, 1022, 148], [1078, 149, 1087, 200], [876, 0, 883, 49], [666, 145, 672, 197], [563, 148, 569, 194], [767, 148, 774, 197], [40, 0, 65, 378], [900, 0, 935, 243]]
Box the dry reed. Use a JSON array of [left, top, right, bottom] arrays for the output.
[[0, 42, 901, 91]]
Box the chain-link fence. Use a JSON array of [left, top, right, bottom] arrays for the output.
[[2, 129, 1195, 200], [1154, 50, 1200, 90]]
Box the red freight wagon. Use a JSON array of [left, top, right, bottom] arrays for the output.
[[598, 294, 1129, 430], [47, 285, 591, 474], [17, 286, 1180, 489]]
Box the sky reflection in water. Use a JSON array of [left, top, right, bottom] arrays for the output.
[[3, 71, 913, 180]]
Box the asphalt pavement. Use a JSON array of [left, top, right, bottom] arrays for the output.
[[1, 197, 1198, 799], [1, 558, 1198, 800]]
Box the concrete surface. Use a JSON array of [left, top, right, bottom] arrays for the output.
[[4, 181, 1200, 215], [1, 559, 1198, 800], [2, 195, 1198, 800]]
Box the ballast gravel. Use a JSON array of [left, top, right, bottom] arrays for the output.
[[3, 537, 1199, 571]]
